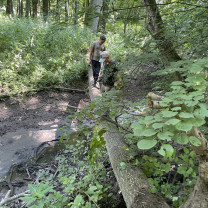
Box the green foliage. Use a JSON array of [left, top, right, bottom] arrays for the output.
[[0, 17, 94, 97], [141, 148, 198, 207], [131, 58, 208, 155], [21, 138, 114, 208], [88, 126, 106, 165]]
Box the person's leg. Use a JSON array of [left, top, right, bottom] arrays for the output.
[[94, 61, 101, 84], [91, 60, 97, 84]]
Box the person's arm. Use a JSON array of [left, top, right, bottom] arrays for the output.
[[89, 43, 94, 64]]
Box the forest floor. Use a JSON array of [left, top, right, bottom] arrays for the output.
[[0, 64, 157, 206], [0, 90, 88, 195]]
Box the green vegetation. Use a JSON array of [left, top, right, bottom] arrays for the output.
[[0, 0, 208, 207]]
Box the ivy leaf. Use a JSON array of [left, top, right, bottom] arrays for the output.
[[189, 136, 201, 146], [175, 120, 193, 132], [179, 112, 194, 119], [157, 131, 173, 141], [165, 119, 180, 125], [158, 144, 174, 157], [137, 139, 157, 150], [174, 133, 189, 144], [152, 123, 163, 129], [162, 111, 178, 118]]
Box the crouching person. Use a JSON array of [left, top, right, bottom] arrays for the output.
[[99, 51, 120, 92]]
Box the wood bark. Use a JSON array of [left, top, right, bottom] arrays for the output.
[[32, 0, 38, 17], [55, 0, 60, 21], [6, 0, 13, 15], [89, 0, 103, 33], [84, 0, 90, 25], [43, 0, 49, 21], [88, 68, 169, 208], [0, 0, 3, 8], [65, 0, 69, 22], [74, 0, 79, 24], [98, 0, 109, 32], [25, 0, 31, 17], [143, 0, 181, 62]]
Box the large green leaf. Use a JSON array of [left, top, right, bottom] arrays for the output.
[[175, 120, 193, 131], [131, 122, 144, 137], [143, 128, 157, 137], [189, 136, 201, 146], [179, 112, 194, 119], [137, 139, 157, 150], [190, 117, 206, 127], [158, 144, 174, 157], [165, 118, 180, 126], [157, 131, 173, 141], [162, 110, 178, 118], [152, 123, 163, 129], [174, 133, 189, 144]]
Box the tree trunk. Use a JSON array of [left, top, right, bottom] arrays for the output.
[[55, 0, 60, 21], [65, 0, 69, 22], [88, 68, 170, 208], [25, 0, 31, 17], [98, 0, 109, 32], [0, 0, 3, 8], [84, 0, 90, 25], [73, 0, 78, 24], [19, 0, 23, 17], [32, 0, 37, 17], [143, 0, 181, 62], [89, 0, 103, 33], [43, 0, 49, 21], [6, 0, 13, 15], [37, 0, 40, 17]]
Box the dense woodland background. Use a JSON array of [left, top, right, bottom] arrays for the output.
[[0, 0, 208, 208]]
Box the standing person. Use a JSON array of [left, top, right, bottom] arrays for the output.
[[89, 35, 106, 88], [99, 51, 120, 92]]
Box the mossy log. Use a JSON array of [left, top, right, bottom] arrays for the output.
[[88, 68, 169, 208]]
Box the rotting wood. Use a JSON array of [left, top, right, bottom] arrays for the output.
[[88, 68, 170, 208], [0, 190, 30, 206]]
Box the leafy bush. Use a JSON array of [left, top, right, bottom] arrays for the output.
[[0, 17, 94, 97]]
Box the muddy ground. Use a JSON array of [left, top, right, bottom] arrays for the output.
[[0, 91, 88, 180]]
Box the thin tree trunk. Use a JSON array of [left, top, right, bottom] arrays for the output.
[[73, 0, 78, 24], [20, 0, 23, 16], [6, 0, 13, 15], [89, 0, 103, 33], [88, 68, 170, 208], [84, 0, 90, 25], [25, 0, 31, 17], [65, 0, 69, 22], [55, 0, 60, 21], [37, 0, 40, 17], [43, 0, 49, 21], [32, 0, 37, 17], [143, 0, 181, 62], [98, 0, 109, 32], [0, 0, 3, 8]]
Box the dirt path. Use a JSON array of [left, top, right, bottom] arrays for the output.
[[0, 91, 88, 179]]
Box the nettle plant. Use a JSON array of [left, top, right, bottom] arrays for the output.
[[130, 58, 208, 205]]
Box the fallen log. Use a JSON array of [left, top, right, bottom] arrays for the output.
[[88, 68, 169, 208]]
